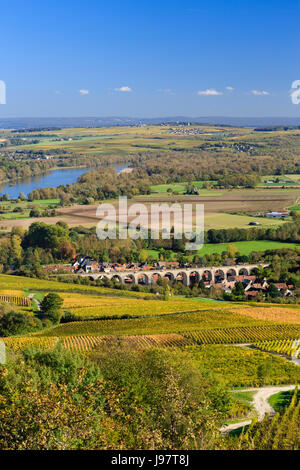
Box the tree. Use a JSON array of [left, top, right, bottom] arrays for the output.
[[9, 235, 22, 263], [139, 249, 148, 263], [29, 208, 41, 218], [267, 283, 280, 298], [40, 293, 63, 323], [11, 226, 25, 239], [226, 244, 238, 258], [236, 255, 249, 264], [22, 222, 69, 250], [164, 284, 172, 300], [232, 281, 245, 296], [19, 192, 27, 201], [57, 241, 76, 260]]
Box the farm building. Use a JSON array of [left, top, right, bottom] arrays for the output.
[[265, 211, 289, 218]]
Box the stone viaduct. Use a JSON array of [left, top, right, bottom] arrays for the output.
[[83, 263, 269, 287]]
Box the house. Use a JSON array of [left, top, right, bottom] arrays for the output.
[[43, 264, 74, 273], [246, 290, 259, 299], [265, 211, 289, 218], [73, 256, 100, 273], [82, 259, 100, 273], [225, 259, 236, 266], [235, 275, 256, 283], [166, 261, 180, 269], [221, 280, 236, 293], [273, 283, 294, 296]]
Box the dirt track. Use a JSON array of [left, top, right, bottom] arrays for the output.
[[221, 384, 297, 433]]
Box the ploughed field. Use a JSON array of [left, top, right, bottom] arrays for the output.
[[134, 189, 300, 212], [2, 186, 296, 230], [49, 188, 297, 231]]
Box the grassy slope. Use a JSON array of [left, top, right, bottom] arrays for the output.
[[147, 240, 300, 259], [268, 390, 299, 413]]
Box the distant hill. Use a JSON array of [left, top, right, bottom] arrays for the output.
[[1, 116, 300, 129]]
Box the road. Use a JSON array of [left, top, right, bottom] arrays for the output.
[[221, 384, 298, 433], [28, 293, 41, 311]]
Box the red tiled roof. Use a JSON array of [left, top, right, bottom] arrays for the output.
[[235, 275, 256, 282], [274, 283, 288, 289], [246, 291, 259, 297]]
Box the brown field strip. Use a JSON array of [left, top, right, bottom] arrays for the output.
[[234, 307, 300, 324]]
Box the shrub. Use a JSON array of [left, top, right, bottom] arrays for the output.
[[0, 311, 41, 336]]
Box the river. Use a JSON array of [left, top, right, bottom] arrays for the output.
[[0, 165, 129, 199]]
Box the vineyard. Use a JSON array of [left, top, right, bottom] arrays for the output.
[[182, 325, 300, 345], [0, 294, 31, 307], [60, 293, 217, 317], [0, 290, 24, 296], [234, 306, 300, 325], [188, 345, 300, 387], [62, 333, 193, 352], [255, 338, 300, 359], [1, 336, 58, 351], [35, 309, 265, 337], [3, 335, 300, 388], [0, 274, 154, 299], [232, 390, 300, 449]]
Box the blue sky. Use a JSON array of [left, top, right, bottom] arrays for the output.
[[1, 0, 300, 117]]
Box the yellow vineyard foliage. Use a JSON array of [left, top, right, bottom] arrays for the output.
[[0, 295, 31, 307], [1, 336, 59, 352], [0, 290, 24, 296], [62, 295, 219, 318], [62, 333, 194, 352], [255, 338, 300, 359], [234, 306, 300, 324]]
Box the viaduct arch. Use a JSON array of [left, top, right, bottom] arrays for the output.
[[85, 263, 268, 287]]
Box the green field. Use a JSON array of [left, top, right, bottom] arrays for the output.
[[198, 240, 300, 256], [147, 240, 300, 259], [259, 174, 300, 187], [204, 213, 287, 229], [150, 181, 219, 194], [31, 198, 60, 206], [0, 199, 60, 221]]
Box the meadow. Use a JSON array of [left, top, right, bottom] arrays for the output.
[[258, 174, 300, 188], [203, 213, 287, 230], [0, 199, 60, 222], [146, 240, 300, 259], [199, 240, 300, 256]]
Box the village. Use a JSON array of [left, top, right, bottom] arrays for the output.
[[42, 255, 294, 300]]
